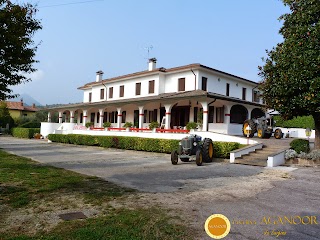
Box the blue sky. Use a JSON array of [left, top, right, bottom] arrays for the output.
[[12, 0, 288, 105]]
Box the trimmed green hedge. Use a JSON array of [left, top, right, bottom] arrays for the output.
[[18, 121, 41, 128], [48, 134, 240, 157], [12, 128, 40, 139], [274, 115, 314, 129]]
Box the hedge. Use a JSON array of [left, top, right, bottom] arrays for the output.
[[18, 121, 41, 128], [48, 134, 240, 158], [12, 128, 40, 139], [274, 115, 314, 129]]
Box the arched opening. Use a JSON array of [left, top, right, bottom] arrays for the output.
[[251, 108, 265, 119], [230, 105, 248, 124]]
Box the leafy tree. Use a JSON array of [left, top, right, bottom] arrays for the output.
[[0, 101, 14, 128], [259, 0, 320, 148], [0, 0, 42, 100]]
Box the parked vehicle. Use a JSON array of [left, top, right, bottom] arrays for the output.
[[171, 135, 214, 166], [242, 117, 283, 139]]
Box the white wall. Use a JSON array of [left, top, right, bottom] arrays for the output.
[[164, 71, 197, 93], [279, 127, 315, 139]]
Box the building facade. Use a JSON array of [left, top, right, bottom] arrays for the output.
[[46, 59, 265, 135]]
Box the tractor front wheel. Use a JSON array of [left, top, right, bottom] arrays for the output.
[[196, 150, 203, 166], [171, 151, 178, 165], [274, 128, 283, 139], [257, 128, 265, 138]]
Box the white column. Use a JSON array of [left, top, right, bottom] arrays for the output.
[[164, 104, 173, 129], [58, 111, 63, 124], [83, 110, 88, 126], [117, 108, 122, 128], [139, 106, 144, 129], [200, 101, 208, 131], [99, 109, 104, 128], [70, 111, 74, 123], [47, 112, 51, 123], [224, 105, 231, 123]]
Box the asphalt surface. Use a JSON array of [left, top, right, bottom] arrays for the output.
[[0, 136, 319, 240]]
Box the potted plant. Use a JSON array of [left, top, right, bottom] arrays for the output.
[[85, 122, 93, 129], [149, 121, 159, 133], [123, 122, 133, 131], [103, 122, 111, 130], [186, 122, 198, 133]]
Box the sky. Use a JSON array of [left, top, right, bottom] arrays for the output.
[[11, 0, 289, 105]]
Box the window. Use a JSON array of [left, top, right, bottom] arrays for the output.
[[226, 83, 230, 96], [202, 77, 207, 91], [242, 87, 246, 100], [178, 78, 185, 91], [194, 107, 198, 122], [89, 92, 92, 102], [136, 83, 141, 95], [149, 80, 155, 94], [122, 111, 126, 123], [253, 90, 259, 102], [109, 87, 113, 99], [109, 111, 118, 123], [230, 105, 248, 124], [90, 112, 95, 123], [144, 110, 147, 123], [216, 106, 224, 123], [103, 112, 108, 122], [100, 88, 105, 100], [120, 85, 124, 97], [208, 106, 214, 123], [149, 111, 154, 123]]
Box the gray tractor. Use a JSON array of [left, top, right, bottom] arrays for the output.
[[171, 135, 214, 166], [242, 117, 283, 139]]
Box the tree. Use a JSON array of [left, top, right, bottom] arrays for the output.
[[0, 0, 41, 100], [259, 0, 320, 148], [0, 101, 14, 128]]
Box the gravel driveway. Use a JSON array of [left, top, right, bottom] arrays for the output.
[[1, 136, 319, 240]]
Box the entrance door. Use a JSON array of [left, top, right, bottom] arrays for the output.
[[171, 106, 190, 128]]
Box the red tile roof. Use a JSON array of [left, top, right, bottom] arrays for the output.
[[5, 101, 38, 112]]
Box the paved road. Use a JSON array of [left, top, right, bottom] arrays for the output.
[[1, 137, 319, 240]]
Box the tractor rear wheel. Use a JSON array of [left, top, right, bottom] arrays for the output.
[[274, 128, 283, 139], [196, 150, 203, 166], [242, 119, 256, 138], [202, 138, 214, 163], [171, 151, 178, 165]]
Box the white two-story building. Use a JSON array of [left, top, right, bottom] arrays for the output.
[[46, 58, 265, 135]]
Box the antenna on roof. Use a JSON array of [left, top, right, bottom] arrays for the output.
[[144, 45, 153, 62]]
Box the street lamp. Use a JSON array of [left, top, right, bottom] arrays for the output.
[[305, 128, 311, 141]]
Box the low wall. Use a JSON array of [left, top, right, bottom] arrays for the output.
[[279, 127, 315, 139], [41, 122, 61, 138]]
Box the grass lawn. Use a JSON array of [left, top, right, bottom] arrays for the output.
[[0, 149, 193, 240]]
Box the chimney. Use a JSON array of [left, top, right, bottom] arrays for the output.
[[148, 58, 157, 71], [20, 99, 23, 106], [96, 70, 104, 82]]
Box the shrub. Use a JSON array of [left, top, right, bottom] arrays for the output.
[[19, 121, 41, 128], [103, 122, 111, 128], [290, 139, 310, 153], [285, 149, 297, 160], [47, 134, 241, 157], [213, 141, 240, 158], [12, 128, 40, 139], [149, 121, 159, 130], [274, 115, 314, 129], [85, 122, 93, 128], [123, 122, 133, 128], [186, 122, 198, 130]]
